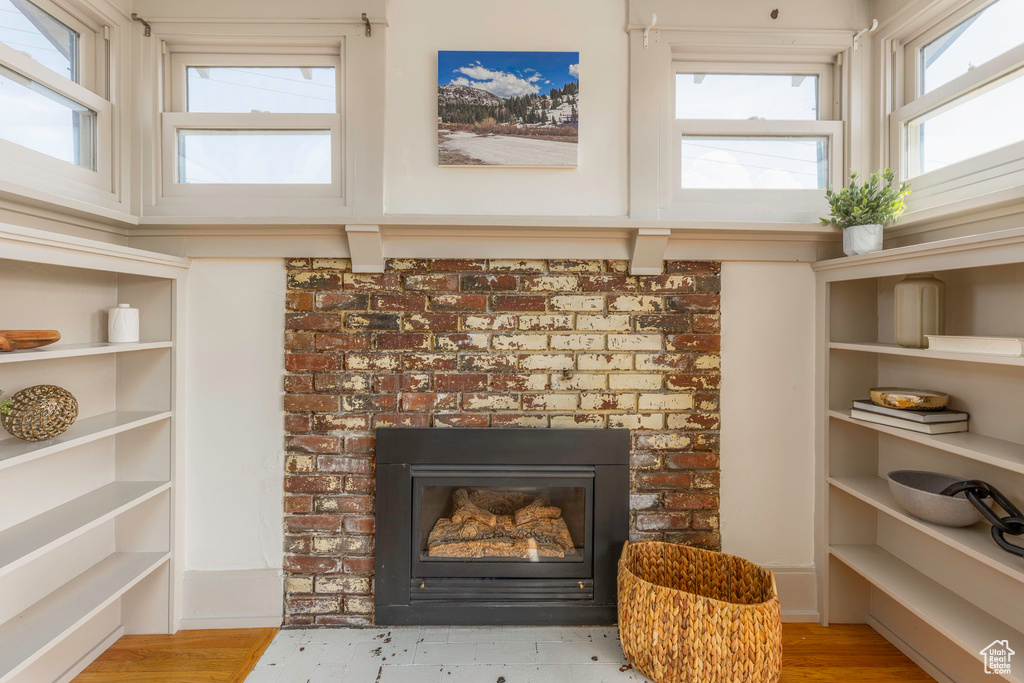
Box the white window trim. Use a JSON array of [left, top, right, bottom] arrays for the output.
[[883, 0, 1024, 217], [660, 58, 844, 223], [0, 0, 116, 203], [157, 47, 345, 208]]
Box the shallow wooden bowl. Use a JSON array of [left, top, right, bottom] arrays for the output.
[[870, 387, 949, 411], [0, 330, 61, 352]]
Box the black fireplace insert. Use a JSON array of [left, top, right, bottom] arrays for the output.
[[375, 428, 630, 625]]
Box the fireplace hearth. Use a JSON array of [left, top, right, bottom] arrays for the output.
[[375, 428, 629, 625]]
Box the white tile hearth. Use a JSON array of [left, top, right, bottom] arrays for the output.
[[245, 625, 654, 683]]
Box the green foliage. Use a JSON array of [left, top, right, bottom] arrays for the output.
[[0, 390, 12, 415], [821, 168, 911, 229]]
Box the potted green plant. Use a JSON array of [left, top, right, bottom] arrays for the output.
[[821, 168, 911, 256], [0, 391, 12, 416]]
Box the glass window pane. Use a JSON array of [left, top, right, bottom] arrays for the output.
[[907, 68, 1024, 177], [0, 63, 94, 168], [676, 73, 819, 120], [0, 0, 78, 81], [921, 0, 1024, 94], [681, 136, 829, 189], [177, 130, 331, 184], [186, 67, 336, 113]]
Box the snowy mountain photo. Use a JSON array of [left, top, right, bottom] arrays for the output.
[[437, 51, 579, 167]]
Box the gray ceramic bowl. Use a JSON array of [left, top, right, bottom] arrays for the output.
[[887, 470, 984, 527]]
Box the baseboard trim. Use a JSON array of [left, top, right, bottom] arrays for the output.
[[56, 626, 124, 683], [867, 615, 956, 683], [770, 566, 819, 622], [181, 568, 282, 630]]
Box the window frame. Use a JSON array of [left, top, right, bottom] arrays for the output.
[[160, 49, 344, 202], [663, 59, 844, 222], [887, 0, 1024, 213], [0, 0, 112, 195]]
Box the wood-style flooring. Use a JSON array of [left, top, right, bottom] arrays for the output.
[[72, 623, 931, 682]]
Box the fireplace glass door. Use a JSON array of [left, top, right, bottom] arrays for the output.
[[411, 467, 593, 579]]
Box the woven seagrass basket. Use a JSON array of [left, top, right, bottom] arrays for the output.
[[618, 540, 782, 683]]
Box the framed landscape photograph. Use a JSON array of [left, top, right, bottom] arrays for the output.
[[437, 50, 579, 167]]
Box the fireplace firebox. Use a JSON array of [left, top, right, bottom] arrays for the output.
[[375, 428, 630, 625]]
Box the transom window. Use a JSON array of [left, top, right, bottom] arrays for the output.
[[162, 51, 342, 198], [894, 0, 1024, 196], [0, 0, 108, 189], [667, 61, 842, 218]]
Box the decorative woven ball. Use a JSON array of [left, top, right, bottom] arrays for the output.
[[1, 385, 78, 442]]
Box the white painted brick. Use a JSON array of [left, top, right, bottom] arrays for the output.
[[520, 354, 575, 370], [576, 314, 630, 331], [577, 354, 632, 371], [609, 413, 665, 430], [550, 373, 607, 390], [550, 295, 604, 311], [523, 393, 579, 411], [550, 334, 605, 350], [518, 314, 574, 331], [550, 414, 606, 428], [609, 374, 662, 390], [493, 334, 548, 350], [639, 393, 694, 411], [608, 334, 662, 351]]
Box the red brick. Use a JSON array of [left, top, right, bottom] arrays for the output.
[[637, 472, 693, 489], [401, 393, 457, 411], [492, 295, 546, 311], [345, 312, 401, 330], [405, 273, 459, 291], [461, 274, 518, 291], [666, 452, 720, 469], [343, 515, 375, 534], [311, 414, 370, 431], [318, 456, 373, 474], [430, 259, 486, 271], [666, 374, 720, 390], [288, 271, 342, 290], [638, 275, 696, 293], [664, 492, 720, 510], [314, 495, 372, 513], [373, 332, 430, 350], [284, 394, 339, 412], [634, 314, 691, 332], [285, 496, 313, 514], [285, 414, 310, 433], [374, 413, 431, 428], [287, 515, 342, 533], [692, 313, 720, 333], [315, 333, 371, 351], [344, 475, 375, 493], [285, 555, 338, 574], [285, 475, 342, 493], [665, 294, 721, 311], [285, 375, 313, 393], [343, 557, 375, 574], [286, 353, 339, 372], [287, 292, 314, 311], [344, 273, 401, 290], [342, 394, 397, 411], [434, 373, 488, 392], [287, 435, 342, 454], [285, 331, 315, 351], [373, 294, 427, 311], [635, 513, 691, 531], [403, 313, 460, 331], [315, 292, 369, 311], [403, 353, 458, 371], [490, 374, 548, 391], [434, 413, 490, 427], [665, 260, 720, 274], [430, 294, 488, 311], [667, 334, 720, 352], [344, 436, 375, 453], [580, 275, 633, 291], [287, 314, 345, 331], [385, 257, 429, 271]]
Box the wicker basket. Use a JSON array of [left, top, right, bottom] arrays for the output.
[[618, 540, 782, 683]]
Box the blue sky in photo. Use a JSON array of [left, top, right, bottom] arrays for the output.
[[438, 50, 579, 99]]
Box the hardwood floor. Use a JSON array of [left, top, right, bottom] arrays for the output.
[[72, 623, 930, 682], [72, 628, 277, 683]]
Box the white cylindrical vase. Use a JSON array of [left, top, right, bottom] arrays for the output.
[[894, 274, 945, 348], [108, 303, 140, 343]]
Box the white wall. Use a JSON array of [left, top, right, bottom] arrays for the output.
[[183, 259, 285, 627], [721, 261, 818, 618], [384, 0, 629, 216]]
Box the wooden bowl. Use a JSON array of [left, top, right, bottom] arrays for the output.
[[870, 387, 949, 411], [0, 330, 61, 352]]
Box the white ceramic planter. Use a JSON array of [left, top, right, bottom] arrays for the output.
[[108, 303, 140, 343], [842, 223, 883, 256]]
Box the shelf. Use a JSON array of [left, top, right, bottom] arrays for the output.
[[0, 481, 170, 577], [0, 341, 172, 364], [0, 411, 172, 472], [0, 551, 169, 682], [830, 341, 1024, 368], [829, 410, 1024, 475], [830, 476, 1024, 585], [830, 544, 1024, 682]]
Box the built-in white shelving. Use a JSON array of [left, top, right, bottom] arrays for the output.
[[815, 227, 1024, 683], [0, 552, 170, 682], [0, 341, 172, 365], [830, 545, 1024, 683], [0, 223, 187, 683]]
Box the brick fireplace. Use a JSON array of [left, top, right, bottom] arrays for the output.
[[282, 257, 722, 626]]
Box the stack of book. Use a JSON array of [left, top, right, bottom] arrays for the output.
[[850, 399, 969, 434]]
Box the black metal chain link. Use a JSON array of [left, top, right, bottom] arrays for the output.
[[940, 480, 1024, 558]]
